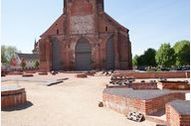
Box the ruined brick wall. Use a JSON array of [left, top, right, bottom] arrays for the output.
[[103, 91, 185, 115], [166, 102, 190, 126], [107, 82, 158, 90], [144, 93, 185, 115], [114, 71, 190, 79], [130, 83, 158, 90], [157, 81, 190, 90], [103, 93, 139, 114], [118, 32, 132, 69], [39, 38, 52, 71]]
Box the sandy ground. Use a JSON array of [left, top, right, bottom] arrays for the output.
[[2, 73, 157, 126]]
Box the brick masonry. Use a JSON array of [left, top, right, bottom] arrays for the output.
[[107, 82, 158, 90], [103, 88, 186, 116], [1, 87, 27, 108], [157, 81, 190, 90], [166, 100, 190, 126], [108, 81, 190, 91], [38, 0, 132, 71], [113, 71, 190, 79]]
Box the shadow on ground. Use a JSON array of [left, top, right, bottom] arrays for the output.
[[57, 78, 69, 81], [150, 109, 165, 117], [1, 101, 33, 111]]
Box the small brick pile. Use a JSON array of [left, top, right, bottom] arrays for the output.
[[107, 82, 158, 90], [110, 76, 135, 86], [76, 73, 87, 78], [108, 75, 158, 89]]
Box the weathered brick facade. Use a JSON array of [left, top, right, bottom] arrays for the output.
[[38, 0, 132, 71]]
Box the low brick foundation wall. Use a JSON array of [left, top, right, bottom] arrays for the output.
[[1, 87, 27, 108], [103, 88, 185, 115], [166, 100, 190, 126], [7, 71, 23, 75], [76, 73, 87, 78], [22, 73, 34, 77], [6, 70, 38, 76], [107, 82, 158, 90], [157, 81, 190, 90], [131, 83, 158, 90], [38, 72, 48, 75], [114, 71, 190, 79], [144, 93, 185, 115]]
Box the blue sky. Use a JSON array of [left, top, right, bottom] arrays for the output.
[[2, 0, 190, 56]]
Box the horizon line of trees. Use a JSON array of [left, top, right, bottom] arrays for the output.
[[133, 40, 190, 69]]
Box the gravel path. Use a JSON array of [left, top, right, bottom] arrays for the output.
[[2, 73, 156, 126]]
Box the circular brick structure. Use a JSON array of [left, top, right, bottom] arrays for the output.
[[1, 85, 27, 109]]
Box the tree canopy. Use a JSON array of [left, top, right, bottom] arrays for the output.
[[155, 43, 175, 67], [1, 45, 20, 65], [132, 40, 190, 69], [173, 40, 190, 66], [133, 48, 157, 67], [143, 48, 157, 66], [132, 55, 139, 66]]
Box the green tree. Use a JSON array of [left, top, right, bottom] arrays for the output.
[[1, 45, 20, 65], [173, 40, 190, 66], [1, 46, 8, 64], [137, 54, 146, 66], [155, 43, 175, 67], [133, 48, 157, 67], [143, 48, 157, 67], [132, 55, 139, 66]]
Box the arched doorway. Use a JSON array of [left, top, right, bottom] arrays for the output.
[[75, 38, 91, 71], [52, 38, 62, 71], [106, 37, 115, 70]]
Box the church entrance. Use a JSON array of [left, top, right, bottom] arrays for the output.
[[52, 38, 62, 71], [75, 38, 91, 71], [106, 37, 115, 70]]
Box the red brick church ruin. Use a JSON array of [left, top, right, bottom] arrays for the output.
[[38, 0, 132, 71]]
